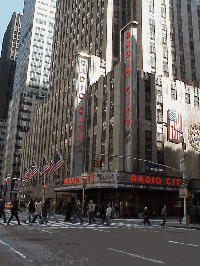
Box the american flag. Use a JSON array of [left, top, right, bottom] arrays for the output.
[[49, 153, 64, 173], [40, 157, 50, 176], [29, 161, 38, 179], [167, 110, 182, 142], [23, 166, 29, 180]]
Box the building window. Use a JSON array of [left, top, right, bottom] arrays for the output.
[[185, 93, 190, 104]]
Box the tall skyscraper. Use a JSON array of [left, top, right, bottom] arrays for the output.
[[0, 12, 22, 120], [2, 0, 57, 181], [18, 0, 200, 214]]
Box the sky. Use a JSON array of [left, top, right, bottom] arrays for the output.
[[0, 0, 24, 55]]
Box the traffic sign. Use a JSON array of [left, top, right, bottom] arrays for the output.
[[179, 188, 187, 198]]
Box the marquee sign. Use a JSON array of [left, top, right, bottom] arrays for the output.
[[188, 123, 200, 152], [121, 21, 138, 171]]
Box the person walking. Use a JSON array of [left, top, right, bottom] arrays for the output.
[[101, 203, 107, 224], [114, 204, 119, 219], [31, 200, 42, 223], [106, 204, 112, 226], [64, 202, 72, 222], [161, 205, 167, 228], [47, 199, 58, 223], [7, 199, 22, 225], [40, 201, 48, 225], [88, 200, 96, 225], [73, 200, 83, 225], [143, 207, 151, 226], [23, 198, 35, 224], [0, 199, 6, 223]]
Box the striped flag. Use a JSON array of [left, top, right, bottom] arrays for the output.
[[40, 156, 50, 176], [49, 153, 64, 173], [29, 161, 38, 179], [23, 166, 29, 180], [167, 110, 182, 143]]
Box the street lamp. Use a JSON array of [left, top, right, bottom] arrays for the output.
[[157, 120, 187, 224]]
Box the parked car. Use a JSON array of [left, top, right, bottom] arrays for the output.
[[5, 202, 13, 209]]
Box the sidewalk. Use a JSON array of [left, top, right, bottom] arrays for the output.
[[166, 221, 200, 230]]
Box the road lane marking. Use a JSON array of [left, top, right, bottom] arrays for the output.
[[0, 240, 33, 263], [168, 241, 199, 247], [107, 248, 165, 264]]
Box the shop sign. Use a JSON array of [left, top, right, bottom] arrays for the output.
[[130, 174, 181, 187], [64, 174, 95, 186]]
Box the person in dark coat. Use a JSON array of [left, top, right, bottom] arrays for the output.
[[23, 198, 35, 224], [64, 202, 72, 222], [0, 199, 6, 223], [72, 200, 83, 225], [7, 200, 22, 225], [143, 207, 151, 226], [101, 203, 107, 224], [40, 201, 48, 225], [161, 205, 167, 228]]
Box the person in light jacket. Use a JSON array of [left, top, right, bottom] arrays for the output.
[[106, 204, 112, 226], [31, 200, 42, 223]]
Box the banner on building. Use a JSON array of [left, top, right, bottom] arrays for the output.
[[167, 110, 182, 143]]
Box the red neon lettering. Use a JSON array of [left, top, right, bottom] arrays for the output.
[[80, 116, 82, 122], [127, 96, 129, 105], [75, 177, 79, 183], [131, 175, 137, 182], [77, 133, 83, 141], [125, 86, 130, 94], [64, 178, 68, 185], [125, 118, 130, 127], [125, 69, 131, 77], [126, 107, 130, 116], [126, 40, 130, 48], [152, 177, 154, 184], [176, 179, 180, 186], [79, 93, 85, 99], [172, 179, 175, 185], [126, 31, 130, 39], [71, 177, 74, 184], [166, 178, 170, 185], [79, 107, 84, 114], [87, 174, 91, 181], [127, 59, 130, 67], [126, 50, 130, 58], [145, 176, 151, 184], [67, 179, 70, 185], [81, 178, 83, 183], [78, 124, 83, 132], [91, 174, 95, 181], [155, 177, 161, 185], [138, 176, 144, 183]]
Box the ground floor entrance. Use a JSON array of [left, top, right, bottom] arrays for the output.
[[55, 188, 180, 218]]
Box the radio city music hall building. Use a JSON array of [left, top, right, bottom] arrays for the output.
[[18, 21, 200, 217]]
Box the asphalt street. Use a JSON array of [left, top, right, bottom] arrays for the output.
[[0, 210, 199, 266]]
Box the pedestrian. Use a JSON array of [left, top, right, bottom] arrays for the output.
[[65, 202, 72, 222], [161, 205, 167, 228], [197, 203, 200, 224], [23, 198, 35, 224], [7, 199, 22, 225], [143, 207, 151, 226], [73, 200, 83, 225], [114, 204, 119, 219], [88, 200, 96, 225], [179, 206, 184, 224], [47, 199, 58, 223], [31, 200, 42, 223], [106, 204, 112, 226], [0, 199, 6, 223], [40, 201, 48, 225], [101, 203, 107, 224]]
